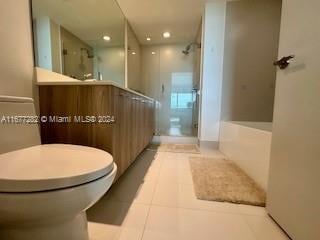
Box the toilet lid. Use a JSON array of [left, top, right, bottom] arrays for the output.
[[0, 144, 114, 193]]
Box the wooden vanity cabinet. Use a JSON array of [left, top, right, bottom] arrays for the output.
[[39, 85, 155, 180]]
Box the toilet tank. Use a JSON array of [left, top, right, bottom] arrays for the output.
[[0, 96, 41, 154]]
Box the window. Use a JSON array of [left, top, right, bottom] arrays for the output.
[[171, 92, 193, 109]]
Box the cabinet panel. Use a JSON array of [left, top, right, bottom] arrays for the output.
[[39, 85, 155, 181]]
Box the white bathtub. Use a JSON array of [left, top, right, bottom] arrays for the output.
[[219, 121, 272, 191]]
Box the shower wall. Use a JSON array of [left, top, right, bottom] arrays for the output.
[[93, 47, 125, 86]]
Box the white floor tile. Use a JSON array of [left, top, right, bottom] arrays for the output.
[[158, 164, 193, 185], [152, 180, 240, 214], [89, 222, 121, 240], [142, 206, 256, 240], [237, 204, 268, 216], [107, 178, 157, 204], [88, 147, 287, 240], [244, 215, 290, 240], [88, 201, 149, 240], [103, 151, 161, 204], [88, 201, 149, 228], [118, 228, 144, 240]]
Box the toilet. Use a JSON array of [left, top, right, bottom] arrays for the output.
[[0, 96, 117, 240]]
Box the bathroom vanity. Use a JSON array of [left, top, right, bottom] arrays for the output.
[[32, 0, 155, 181], [38, 81, 155, 180]]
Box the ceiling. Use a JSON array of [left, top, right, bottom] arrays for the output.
[[116, 0, 207, 45], [32, 0, 126, 48]]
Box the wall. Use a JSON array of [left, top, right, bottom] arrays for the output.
[[50, 20, 62, 74], [221, 0, 282, 122], [93, 47, 125, 86], [34, 17, 52, 71], [141, 46, 160, 100], [0, 0, 35, 99], [198, 1, 226, 145], [127, 23, 142, 92], [34, 17, 62, 74]]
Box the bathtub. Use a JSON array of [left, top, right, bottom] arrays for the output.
[[219, 121, 272, 191]]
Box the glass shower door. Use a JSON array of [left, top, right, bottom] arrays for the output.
[[154, 45, 198, 137], [159, 72, 196, 137]]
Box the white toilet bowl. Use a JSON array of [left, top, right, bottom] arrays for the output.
[[0, 96, 117, 240], [0, 144, 117, 240]]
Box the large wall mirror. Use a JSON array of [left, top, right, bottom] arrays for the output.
[[31, 0, 125, 86]]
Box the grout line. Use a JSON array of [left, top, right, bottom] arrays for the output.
[[105, 196, 267, 218], [140, 149, 165, 240], [150, 201, 268, 217], [139, 202, 152, 240]]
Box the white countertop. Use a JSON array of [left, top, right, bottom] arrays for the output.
[[35, 67, 154, 101]]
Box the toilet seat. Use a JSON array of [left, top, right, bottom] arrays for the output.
[[0, 144, 114, 193]]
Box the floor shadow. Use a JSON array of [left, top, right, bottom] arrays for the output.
[[86, 148, 158, 226]]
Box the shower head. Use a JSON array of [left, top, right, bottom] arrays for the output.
[[182, 50, 189, 55], [81, 48, 95, 58], [182, 44, 192, 55], [182, 42, 201, 55]]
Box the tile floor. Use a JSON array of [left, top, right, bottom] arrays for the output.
[[87, 148, 289, 240]]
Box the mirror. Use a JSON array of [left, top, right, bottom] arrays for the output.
[[31, 0, 125, 86], [127, 23, 142, 93]]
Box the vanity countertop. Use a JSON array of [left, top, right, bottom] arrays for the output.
[[35, 67, 154, 101], [37, 80, 154, 101]]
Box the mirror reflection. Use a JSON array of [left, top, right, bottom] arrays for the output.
[[32, 0, 125, 86]]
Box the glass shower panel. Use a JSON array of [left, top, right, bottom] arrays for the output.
[[157, 45, 197, 136], [167, 72, 194, 136], [151, 44, 198, 137]]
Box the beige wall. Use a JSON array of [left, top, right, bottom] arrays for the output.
[[50, 20, 62, 74], [93, 47, 125, 86], [141, 46, 160, 100], [221, 0, 282, 122], [0, 0, 36, 99], [127, 23, 142, 92]]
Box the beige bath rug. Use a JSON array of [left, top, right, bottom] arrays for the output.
[[148, 144, 200, 154], [189, 157, 266, 206]]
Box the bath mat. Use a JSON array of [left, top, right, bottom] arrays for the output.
[[148, 144, 200, 154], [189, 157, 266, 206]]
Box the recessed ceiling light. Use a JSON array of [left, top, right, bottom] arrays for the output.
[[146, 37, 151, 41], [163, 32, 170, 38], [132, 52, 136, 55], [151, 51, 156, 55], [103, 35, 111, 41]]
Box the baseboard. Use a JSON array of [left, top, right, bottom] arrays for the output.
[[198, 140, 219, 150]]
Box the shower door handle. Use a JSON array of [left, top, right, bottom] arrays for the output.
[[161, 84, 165, 93]]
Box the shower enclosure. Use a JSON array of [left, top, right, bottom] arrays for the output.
[[145, 44, 201, 137]]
